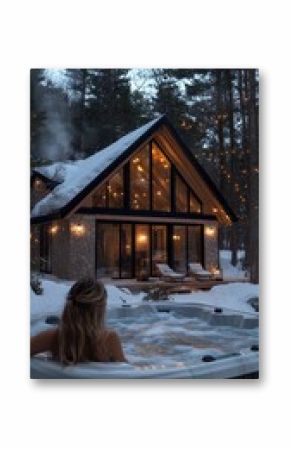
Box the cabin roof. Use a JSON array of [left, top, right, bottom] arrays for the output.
[[31, 115, 237, 223]]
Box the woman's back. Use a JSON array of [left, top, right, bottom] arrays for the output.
[[31, 327, 126, 363]]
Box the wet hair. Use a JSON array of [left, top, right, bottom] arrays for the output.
[[58, 278, 107, 365]]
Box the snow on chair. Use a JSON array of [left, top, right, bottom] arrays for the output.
[[188, 263, 214, 281], [156, 263, 186, 282]]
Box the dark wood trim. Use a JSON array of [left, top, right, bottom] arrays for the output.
[[76, 207, 216, 221]]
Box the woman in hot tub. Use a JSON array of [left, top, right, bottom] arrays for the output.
[[31, 278, 127, 364]]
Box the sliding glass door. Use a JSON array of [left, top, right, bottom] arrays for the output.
[[120, 224, 133, 278], [135, 224, 150, 278], [96, 221, 204, 278], [152, 225, 167, 276], [96, 223, 120, 278], [172, 225, 187, 273]]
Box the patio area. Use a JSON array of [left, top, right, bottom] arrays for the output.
[[103, 275, 249, 293]]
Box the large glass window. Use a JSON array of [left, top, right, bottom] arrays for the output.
[[152, 143, 171, 211], [130, 145, 150, 210], [135, 224, 150, 277], [172, 225, 187, 273], [175, 174, 188, 212], [188, 225, 202, 264], [190, 192, 201, 213], [152, 225, 167, 276], [92, 168, 124, 208], [92, 184, 107, 207], [96, 223, 120, 278], [108, 169, 124, 208], [120, 224, 133, 278]]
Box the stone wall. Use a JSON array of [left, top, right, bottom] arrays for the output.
[[203, 223, 219, 270], [68, 216, 96, 280], [31, 216, 96, 281]]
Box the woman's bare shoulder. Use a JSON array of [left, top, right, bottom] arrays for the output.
[[103, 329, 127, 362], [30, 328, 58, 356], [103, 328, 120, 342]]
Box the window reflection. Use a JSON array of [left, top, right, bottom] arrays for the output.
[[130, 145, 150, 210], [152, 143, 171, 211], [188, 225, 202, 263], [120, 224, 133, 278], [135, 224, 150, 277], [96, 223, 120, 278], [152, 225, 167, 276], [190, 191, 201, 213], [172, 225, 187, 273], [108, 169, 124, 208], [175, 174, 188, 212], [92, 184, 107, 207], [92, 168, 124, 208]]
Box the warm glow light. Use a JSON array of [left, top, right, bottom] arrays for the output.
[[137, 165, 144, 172], [137, 234, 147, 244], [212, 207, 218, 213], [205, 226, 216, 237], [70, 223, 85, 237], [156, 190, 161, 196], [133, 157, 140, 164], [49, 224, 59, 235], [172, 234, 180, 241]]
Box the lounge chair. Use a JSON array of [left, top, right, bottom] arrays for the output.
[[188, 263, 214, 281], [156, 263, 186, 282]]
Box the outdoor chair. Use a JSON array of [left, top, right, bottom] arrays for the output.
[[188, 263, 214, 281], [156, 263, 186, 282]]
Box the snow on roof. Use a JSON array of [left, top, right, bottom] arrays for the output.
[[34, 161, 79, 184], [31, 116, 162, 218]]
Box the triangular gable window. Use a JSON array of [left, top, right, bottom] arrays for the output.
[[92, 140, 202, 213], [92, 167, 124, 208]]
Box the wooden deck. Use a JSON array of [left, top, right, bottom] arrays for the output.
[[105, 276, 249, 293]]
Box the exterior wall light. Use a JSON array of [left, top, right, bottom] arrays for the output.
[[172, 234, 181, 241], [205, 225, 216, 237], [70, 223, 85, 237], [49, 224, 59, 235]]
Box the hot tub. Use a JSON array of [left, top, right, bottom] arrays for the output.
[[30, 303, 259, 379]]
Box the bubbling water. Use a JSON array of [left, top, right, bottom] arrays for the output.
[[107, 311, 258, 369]]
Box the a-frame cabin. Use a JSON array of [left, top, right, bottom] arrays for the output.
[[31, 115, 236, 280]]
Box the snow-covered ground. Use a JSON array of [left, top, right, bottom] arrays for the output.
[[31, 277, 258, 323], [31, 249, 254, 321], [219, 249, 247, 280]]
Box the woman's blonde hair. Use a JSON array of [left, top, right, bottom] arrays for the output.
[[58, 278, 107, 365]]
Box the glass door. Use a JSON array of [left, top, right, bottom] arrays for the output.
[[172, 225, 187, 273], [120, 224, 133, 278], [152, 225, 167, 276], [96, 223, 120, 278], [135, 224, 150, 278]]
